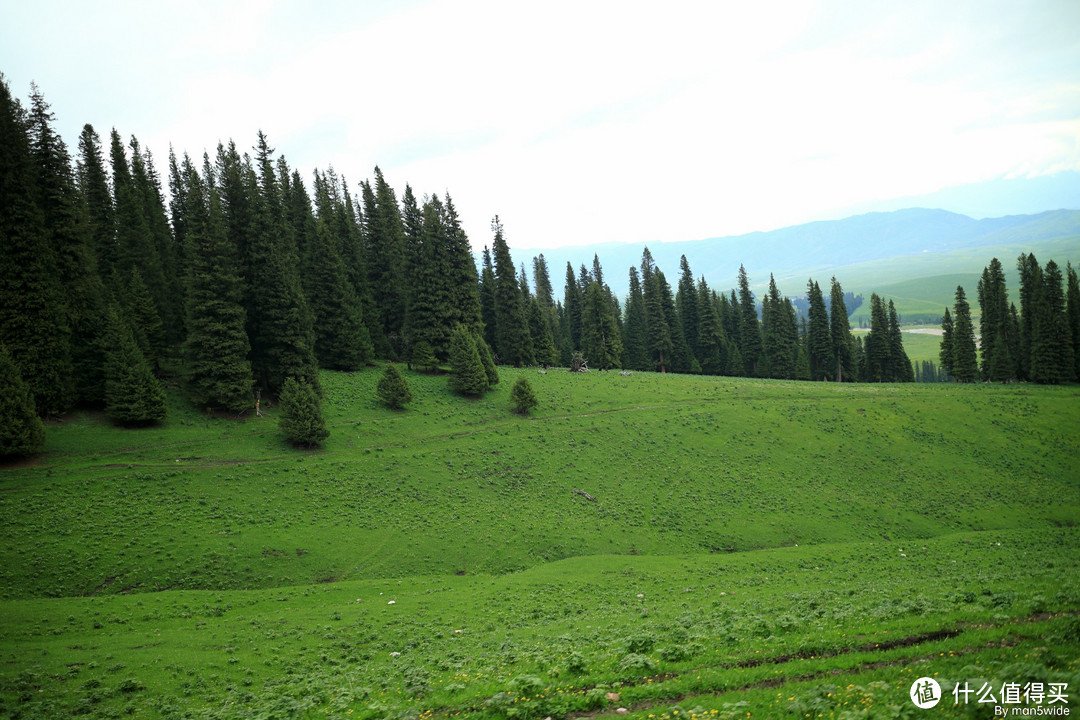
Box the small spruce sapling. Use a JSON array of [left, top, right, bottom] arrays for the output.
[[509, 376, 538, 415], [278, 376, 329, 448], [376, 364, 412, 409]]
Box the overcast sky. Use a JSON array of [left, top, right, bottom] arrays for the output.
[[2, 0, 1078, 250]]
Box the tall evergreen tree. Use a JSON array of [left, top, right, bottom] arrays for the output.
[[1016, 253, 1042, 380], [103, 308, 167, 425], [239, 133, 319, 393], [655, 268, 695, 373], [675, 255, 700, 361], [28, 87, 109, 406], [299, 172, 371, 369], [532, 253, 561, 362], [939, 307, 955, 379], [1030, 260, 1074, 384], [442, 195, 483, 334], [828, 277, 853, 382], [736, 265, 762, 376], [951, 286, 978, 382], [887, 300, 914, 382], [365, 167, 407, 357], [76, 124, 116, 279], [622, 266, 650, 371], [563, 261, 583, 353], [761, 274, 797, 379], [0, 79, 73, 415], [806, 279, 832, 380], [527, 297, 559, 366], [695, 277, 728, 375], [109, 130, 166, 303], [977, 258, 1012, 381], [1067, 262, 1080, 381], [479, 247, 498, 352], [0, 345, 46, 456], [864, 293, 891, 382], [581, 281, 623, 369], [129, 138, 183, 345], [180, 154, 253, 412], [641, 249, 673, 373], [123, 267, 166, 371], [490, 216, 534, 366]]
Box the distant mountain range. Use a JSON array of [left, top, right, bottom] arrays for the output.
[[506, 207, 1080, 299]]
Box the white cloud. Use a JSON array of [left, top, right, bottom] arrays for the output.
[[2, 0, 1078, 250]]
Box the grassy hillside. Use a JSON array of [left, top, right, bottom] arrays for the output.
[[1, 368, 1078, 719]]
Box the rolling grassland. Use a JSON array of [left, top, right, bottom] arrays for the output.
[[1, 368, 1078, 719]]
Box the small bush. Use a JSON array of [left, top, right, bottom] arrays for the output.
[[376, 365, 412, 409], [278, 377, 329, 448], [410, 342, 438, 372], [509, 376, 538, 415]]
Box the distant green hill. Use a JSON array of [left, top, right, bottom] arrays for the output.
[[509, 208, 1080, 301]]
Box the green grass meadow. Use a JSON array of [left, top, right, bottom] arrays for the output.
[[2, 368, 1078, 719]]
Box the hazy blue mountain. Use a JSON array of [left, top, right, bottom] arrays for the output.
[[503, 207, 1080, 299]]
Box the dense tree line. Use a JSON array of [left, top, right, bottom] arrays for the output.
[[941, 255, 1079, 383], [9, 80, 1073, 454]]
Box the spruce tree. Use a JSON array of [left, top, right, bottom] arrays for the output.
[[737, 265, 762, 376], [676, 256, 700, 362], [939, 307, 955, 379], [1030, 260, 1074, 384], [77, 124, 117, 276], [1067, 262, 1080, 381], [528, 298, 559, 366], [641, 250, 673, 373], [509, 376, 538, 415], [490, 216, 534, 366], [442, 196, 484, 336], [622, 267, 650, 371], [864, 294, 891, 382], [976, 258, 1017, 381], [104, 308, 167, 426], [475, 332, 499, 388], [181, 154, 254, 413], [402, 189, 445, 356], [656, 268, 696, 373], [1016, 253, 1042, 380], [581, 281, 623, 369], [479, 248, 498, 352], [806, 279, 832, 380], [0, 345, 46, 457], [109, 130, 166, 303], [129, 138, 183, 345], [0, 79, 73, 415], [124, 267, 166, 371], [761, 274, 796, 379], [28, 88, 109, 407], [302, 191, 372, 370], [951, 286, 978, 382], [365, 168, 407, 356], [376, 364, 412, 409], [887, 300, 914, 382], [247, 133, 319, 393], [695, 277, 727, 375], [448, 326, 488, 396], [828, 277, 853, 382], [410, 341, 438, 372], [563, 261, 583, 353], [278, 376, 329, 448]]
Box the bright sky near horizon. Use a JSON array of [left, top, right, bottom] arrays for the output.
[[2, 0, 1078, 250]]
